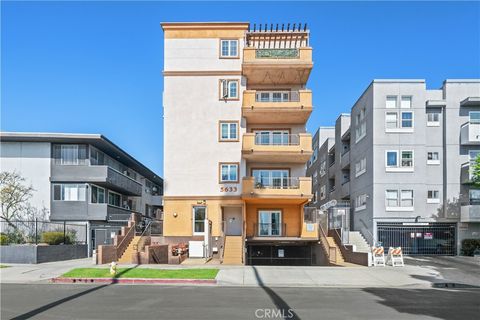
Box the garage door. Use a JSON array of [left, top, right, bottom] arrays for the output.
[[246, 244, 312, 266]]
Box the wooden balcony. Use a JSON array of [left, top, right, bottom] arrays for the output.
[[242, 90, 312, 124], [242, 47, 313, 85]]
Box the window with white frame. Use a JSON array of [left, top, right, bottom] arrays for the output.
[[400, 96, 412, 109], [90, 185, 106, 204], [220, 39, 238, 58], [386, 96, 397, 109], [355, 157, 367, 177], [427, 190, 440, 203], [219, 122, 238, 141], [320, 185, 326, 200], [312, 148, 318, 163], [355, 194, 367, 211], [220, 163, 238, 183], [385, 190, 399, 207], [401, 112, 413, 128], [385, 112, 398, 129], [400, 190, 414, 207], [385, 189, 414, 210], [386, 150, 414, 171], [427, 111, 440, 126], [220, 80, 238, 99], [355, 107, 366, 142], [427, 152, 440, 165], [193, 206, 206, 234], [53, 184, 86, 201]]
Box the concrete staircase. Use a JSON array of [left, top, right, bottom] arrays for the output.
[[222, 236, 243, 265], [118, 236, 141, 263], [348, 231, 370, 253]]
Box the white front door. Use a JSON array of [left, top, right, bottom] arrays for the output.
[[224, 207, 242, 236]]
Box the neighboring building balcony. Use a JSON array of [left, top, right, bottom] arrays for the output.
[[241, 90, 312, 124], [51, 165, 142, 196], [460, 122, 480, 145], [242, 47, 313, 85], [50, 202, 140, 222], [460, 204, 480, 223], [242, 176, 312, 203], [461, 162, 474, 184], [340, 181, 350, 199], [328, 162, 336, 178], [242, 133, 312, 163], [341, 149, 350, 169]]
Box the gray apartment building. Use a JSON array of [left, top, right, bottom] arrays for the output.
[[0, 132, 163, 254], [308, 79, 480, 255]]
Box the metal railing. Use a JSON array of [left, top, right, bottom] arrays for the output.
[[255, 48, 300, 59], [255, 91, 300, 102], [254, 177, 300, 189], [115, 222, 135, 260], [254, 223, 286, 237], [254, 133, 301, 146]]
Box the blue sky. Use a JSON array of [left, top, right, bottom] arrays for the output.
[[2, 1, 479, 176]]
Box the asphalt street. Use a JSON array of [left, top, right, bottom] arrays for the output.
[[1, 284, 479, 320]]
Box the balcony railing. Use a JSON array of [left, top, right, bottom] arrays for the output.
[[255, 49, 299, 59], [255, 91, 300, 102], [460, 121, 480, 144], [254, 223, 287, 237], [254, 177, 300, 189], [254, 134, 301, 146]]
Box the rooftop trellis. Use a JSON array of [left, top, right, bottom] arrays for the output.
[[246, 23, 310, 49]]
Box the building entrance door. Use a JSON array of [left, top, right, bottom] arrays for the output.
[[224, 207, 242, 236]]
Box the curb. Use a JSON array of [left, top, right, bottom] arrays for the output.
[[51, 277, 217, 285]]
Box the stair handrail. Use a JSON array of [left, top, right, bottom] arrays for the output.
[[318, 223, 337, 264], [133, 221, 152, 252], [333, 228, 348, 250], [116, 222, 136, 261]]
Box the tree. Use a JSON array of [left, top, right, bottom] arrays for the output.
[[0, 171, 35, 228], [471, 154, 480, 185]]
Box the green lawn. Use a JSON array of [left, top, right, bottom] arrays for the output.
[[61, 268, 219, 279], [0, 265, 9, 268]]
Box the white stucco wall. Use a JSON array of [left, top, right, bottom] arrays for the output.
[[0, 142, 52, 212]]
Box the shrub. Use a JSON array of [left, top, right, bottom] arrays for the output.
[[41, 231, 75, 245], [0, 233, 8, 245], [461, 239, 480, 256]]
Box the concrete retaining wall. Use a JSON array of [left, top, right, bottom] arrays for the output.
[[0, 244, 88, 264]]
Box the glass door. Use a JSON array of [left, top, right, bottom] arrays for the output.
[[252, 169, 289, 188], [258, 210, 282, 236], [253, 130, 289, 145]]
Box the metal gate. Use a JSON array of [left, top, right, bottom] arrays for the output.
[[377, 223, 456, 255]]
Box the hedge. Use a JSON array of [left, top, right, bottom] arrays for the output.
[[461, 239, 480, 256], [41, 231, 75, 245]]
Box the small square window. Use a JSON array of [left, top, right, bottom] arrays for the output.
[[220, 39, 238, 58], [386, 151, 398, 167], [401, 112, 413, 128], [219, 122, 238, 141], [220, 80, 239, 99], [386, 96, 397, 109], [401, 96, 412, 108], [220, 163, 238, 183]]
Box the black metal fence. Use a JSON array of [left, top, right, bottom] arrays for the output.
[[0, 219, 87, 245], [377, 223, 456, 255]]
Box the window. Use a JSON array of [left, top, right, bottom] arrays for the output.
[[386, 151, 398, 167], [108, 191, 121, 207], [219, 122, 238, 141], [470, 111, 480, 124], [386, 190, 399, 207], [386, 96, 397, 109], [469, 189, 480, 205], [320, 157, 327, 177], [386, 150, 414, 171], [401, 112, 413, 128], [91, 185, 105, 204], [53, 184, 86, 201], [312, 191, 317, 204], [220, 39, 238, 58], [255, 91, 290, 102], [313, 171, 318, 185], [355, 108, 366, 142], [53, 144, 87, 165], [253, 130, 290, 145], [427, 190, 440, 203], [220, 163, 238, 183], [386, 112, 398, 129], [193, 206, 206, 234], [401, 151, 413, 167], [400, 190, 414, 207], [427, 112, 440, 126], [427, 152, 440, 165], [320, 185, 326, 200], [401, 96, 412, 109], [252, 169, 289, 188], [355, 194, 367, 211], [355, 157, 367, 177], [220, 80, 239, 99]]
